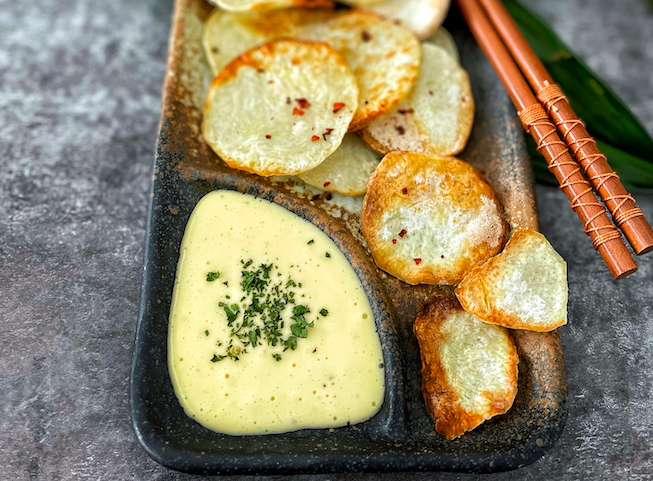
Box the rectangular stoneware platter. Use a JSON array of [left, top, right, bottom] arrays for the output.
[[130, 0, 568, 474]]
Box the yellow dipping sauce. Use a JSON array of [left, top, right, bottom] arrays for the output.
[[168, 190, 385, 435]]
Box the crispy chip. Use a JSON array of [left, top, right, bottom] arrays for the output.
[[362, 152, 507, 285], [203, 8, 336, 76], [369, 0, 451, 40], [456, 229, 568, 332], [299, 11, 421, 131], [298, 133, 381, 195], [414, 296, 519, 440], [203, 39, 358, 176], [360, 44, 474, 157], [209, 0, 333, 13], [425, 27, 459, 62]]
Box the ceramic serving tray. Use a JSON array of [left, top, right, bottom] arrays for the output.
[[129, 0, 568, 474]]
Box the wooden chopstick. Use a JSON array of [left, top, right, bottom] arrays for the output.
[[455, 0, 637, 279], [476, 0, 653, 256]]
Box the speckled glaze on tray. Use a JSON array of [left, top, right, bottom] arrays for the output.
[[129, 0, 568, 474]]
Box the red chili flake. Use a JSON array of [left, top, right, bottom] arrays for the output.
[[265, 134, 272, 139], [333, 102, 345, 113], [211, 47, 219, 54], [257, 68, 264, 73], [267, 80, 274, 84], [286, 97, 291, 105], [361, 31, 371, 42], [311, 135, 320, 142], [292, 107, 305, 116], [311, 194, 321, 201], [396, 125, 405, 135], [398, 108, 414, 115], [440, 255, 445, 259], [392, 239, 397, 244], [401, 187, 408, 194], [325, 193, 332, 200], [322, 127, 334, 141], [399, 229, 407, 238], [323, 181, 331, 187], [296, 98, 311, 109], [428, 90, 434, 95], [414, 258, 422, 265]]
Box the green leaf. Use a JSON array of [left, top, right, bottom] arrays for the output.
[[293, 305, 309, 316], [206, 271, 220, 281], [291, 324, 308, 338], [285, 336, 298, 350], [218, 302, 239, 325], [504, 0, 653, 192]]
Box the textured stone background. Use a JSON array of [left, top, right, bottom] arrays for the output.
[[1, 0, 652, 479]]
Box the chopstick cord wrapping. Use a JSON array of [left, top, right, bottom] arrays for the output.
[[518, 103, 621, 250], [536, 83, 644, 228]]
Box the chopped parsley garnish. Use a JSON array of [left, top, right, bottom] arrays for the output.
[[320, 309, 329, 316], [205, 330, 209, 336], [206, 271, 221, 281], [218, 302, 240, 325], [307, 239, 314, 245], [208, 259, 328, 363], [325, 252, 331, 258]]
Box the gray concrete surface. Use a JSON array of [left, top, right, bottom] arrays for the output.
[[1, 0, 652, 479]]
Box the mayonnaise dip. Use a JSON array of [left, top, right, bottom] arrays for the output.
[[168, 190, 384, 435]]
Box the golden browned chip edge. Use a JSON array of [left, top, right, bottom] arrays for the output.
[[413, 296, 519, 439], [361, 152, 508, 285], [455, 229, 567, 332]]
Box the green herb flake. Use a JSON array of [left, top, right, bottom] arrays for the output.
[[320, 308, 329, 316], [272, 353, 282, 361], [285, 336, 298, 350], [307, 239, 314, 245], [211, 354, 225, 362], [212, 259, 320, 361], [325, 252, 331, 258], [205, 330, 209, 336], [219, 302, 240, 325], [206, 271, 221, 281], [293, 305, 309, 315]]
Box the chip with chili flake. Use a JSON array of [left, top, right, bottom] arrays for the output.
[[203, 39, 358, 176], [298, 133, 381, 195], [361, 151, 507, 285]]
